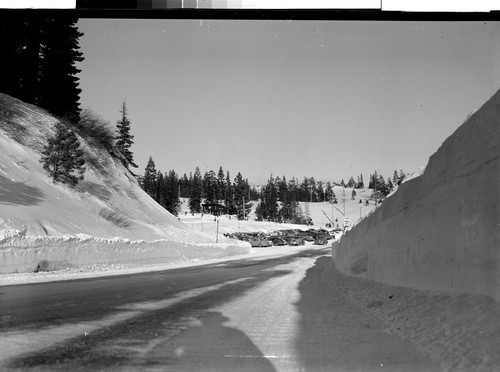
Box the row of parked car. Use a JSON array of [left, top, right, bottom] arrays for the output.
[[224, 228, 340, 248]]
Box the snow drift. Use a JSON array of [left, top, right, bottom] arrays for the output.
[[333, 89, 500, 301], [0, 94, 249, 274]]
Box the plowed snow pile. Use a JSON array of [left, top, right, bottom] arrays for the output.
[[333, 89, 499, 300], [329, 89, 500, 371], [0, 94, 249, 274]]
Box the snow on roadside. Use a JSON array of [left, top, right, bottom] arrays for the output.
[[0, 242, 332, 286], [321, 258, 500, 372]]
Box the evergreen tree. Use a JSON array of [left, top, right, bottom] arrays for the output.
[[277, 176, 289, 221], [309, 177, 317, 202], [300, 177, 310, 202], [233, 172, 252, 219], [261, 175, 279, 221], [115, 101, 138, 168], [164, 170, 180, 215], [393, 170, 399, 187], [387, 177, 394, 193], [202, 170, 217, 204], [155, 172, 164, 204], [351, 189, 357, 200], [316, 181, 325, 202], [37, 17, 84, 122], [347, 176, 356, 188], [180, 173, 190, 198], [216, 166, 225, 203], [40, 121, 85, 186], [143, 156, 157, 198], [398, 169, 406, 185], [1, 15, 84, 121], [225, 170, 234, 212], [376, 174, 389, 196], [189, 167, 203, 213]]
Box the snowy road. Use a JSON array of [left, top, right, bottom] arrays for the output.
[[0, 248, 437, 371]]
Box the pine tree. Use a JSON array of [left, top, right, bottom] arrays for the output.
[[309, 177, 317, 202], [277, 176, 289, 222], [202, 170, 217, 204], [261, 175, 278, 221], [325, 181, 334, 203], [115, 101, 138, 168], [317, 181, 325, 202], [398, 169, 406, 185], [225, 170, 234, 212], [351, 189, 357, 200], [37, 17, 84, 122], [393, 170, 399, 187], [180, 173, 190, 198], [387, 177, 394, 193], [40, 121, 85, 186], [189, 167, 203, 213], [1, 15, 84, 121], [164, 169, 180, 215], [233, 172, 252, 220], [155, 172, 164, 204], [143, 156, 157, 198], [357, 174, 364, 188], [216, 166, 225, 203]]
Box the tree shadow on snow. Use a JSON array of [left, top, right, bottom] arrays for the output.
[[0, 174, 45, 206]]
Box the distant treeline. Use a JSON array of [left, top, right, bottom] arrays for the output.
[[139, 156, 407, 222]]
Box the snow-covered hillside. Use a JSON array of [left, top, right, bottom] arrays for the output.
[[0, 94, 249, 274]]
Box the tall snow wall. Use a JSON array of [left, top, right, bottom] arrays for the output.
[[333, 89, 500, 301]]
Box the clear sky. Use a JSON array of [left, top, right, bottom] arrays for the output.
[[77, 19, 500, 185]]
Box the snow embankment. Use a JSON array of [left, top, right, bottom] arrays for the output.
[[333, 88, 500, 301], [0, 229, 249, 274], [0, 94, 250, 274]]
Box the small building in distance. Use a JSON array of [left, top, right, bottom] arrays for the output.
[[201, 203, 236, 216]]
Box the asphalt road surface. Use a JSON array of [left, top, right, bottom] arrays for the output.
[[0, 248, 438, 371]]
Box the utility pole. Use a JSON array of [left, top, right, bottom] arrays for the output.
[[216, 216, 219, 243], [342, 187, 346, 216], [242, 195, 245, 221]]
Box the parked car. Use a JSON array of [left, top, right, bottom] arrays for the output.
[[249, 238, 273, 247], [302, 234, 315, 242], [314, 234, 329, 245], [285, 236, 305, 246], [270, 237, 287, 246]]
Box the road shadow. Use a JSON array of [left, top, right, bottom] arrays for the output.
[[0, 174, 44, 206], [3, 268, 289, 370], [293, 256, 438, 372], [144, 311, 275, 371]]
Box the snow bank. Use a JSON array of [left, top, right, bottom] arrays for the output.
[[333, 88, 500, 301], [321, 258, 500, 372], [0, 94, 250, 274], [0, 229, 250, 274]]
